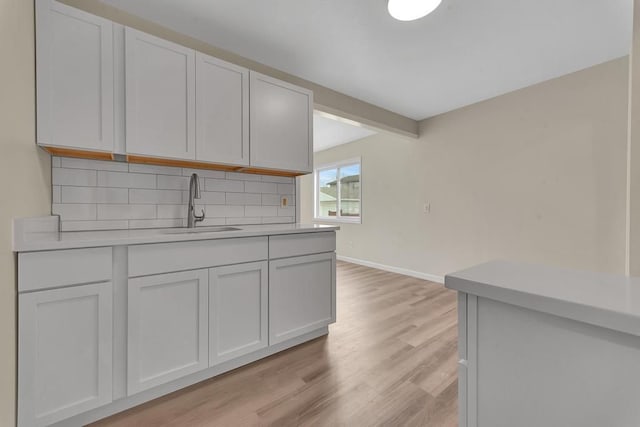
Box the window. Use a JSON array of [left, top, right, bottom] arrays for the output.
[[314, 159, 361, 223]]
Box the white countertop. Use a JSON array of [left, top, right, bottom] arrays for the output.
[[445, 260, 640, 337], [13, 218, 339, 252]]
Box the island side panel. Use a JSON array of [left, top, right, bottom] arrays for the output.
[[476, 297, 640, 427], [457, 292, 468, 427]]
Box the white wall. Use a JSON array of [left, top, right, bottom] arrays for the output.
[[0, 0, 52, 424], [302, 57, 630, 277]]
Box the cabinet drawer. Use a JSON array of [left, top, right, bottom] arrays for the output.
[[269, 232, 335, 259], [128, 237, 268, 277], [18, 247, 112, 292]]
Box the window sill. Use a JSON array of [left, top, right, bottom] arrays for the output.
[[313, 217, 361, 225]]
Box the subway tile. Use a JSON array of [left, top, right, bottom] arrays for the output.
[[98, 171, 156, 189], [182, 168, 226, 179], [245, 205, 277, 217], [128, 219, 183, 229], [52, 186, 61, 204], [61, 187, 128, 204], [206, 205, 244, 218], [61, 157, 128, 172], [48, 156, 297, 230], [61, 220, 127, 231], [225, 192, 262, 206], [129, 163, 182, 175], [261, 194, 280, 206], [53, 168, 97, 186], [52, 204, 96, 221], [181, 190, 223, 205], [244, 181, 277, 194], [278, 207, 296, 217], [261, 194, 296, 207], [262, 216, 294, 224], [129, 189, 182, 204], [277, 183, 295, 194], [198, 191, 226, 205], [157, 175, 189, 190], [226, 217, 261, 225], [205, 178, 244, 193], [261, 175, 294, 184], [157, 204, 189, 219], [225, 172, 261, 181], [97, 204, 156, 220]]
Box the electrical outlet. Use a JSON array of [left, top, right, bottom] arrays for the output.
[[281, 196, 288, 207]]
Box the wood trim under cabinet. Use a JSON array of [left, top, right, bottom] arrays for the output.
[[40, 146, 308, 177], [126, 154, 238, 172], [41, 146, 115, 161], [127, 155, 305, 177], [236, 166, 302, 178]]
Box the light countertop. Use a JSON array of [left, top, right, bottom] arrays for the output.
[[13, 217, 339, 252], [445, 260, 640, 337]]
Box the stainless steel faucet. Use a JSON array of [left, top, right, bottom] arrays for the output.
[[187, 173, 205, 228]]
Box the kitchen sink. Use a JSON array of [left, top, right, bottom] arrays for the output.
[[162, 226, 242, 234]]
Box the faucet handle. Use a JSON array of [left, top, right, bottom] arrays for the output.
[[194, 208, 205, 223]]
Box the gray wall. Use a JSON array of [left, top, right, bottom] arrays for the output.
[[302, 57, 630, 277]]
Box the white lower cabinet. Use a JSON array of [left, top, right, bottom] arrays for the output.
[[17, 232, 337, 425], [18, 282, 113, 427], [269, 252, 336, 345], [209, 261, 268, 365], [127, 269, 209, 394]]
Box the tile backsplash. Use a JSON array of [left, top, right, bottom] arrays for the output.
[[51, 157, 296, 231]]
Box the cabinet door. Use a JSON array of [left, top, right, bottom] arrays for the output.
[[128, 269, 208, 394], [250, 72, 313, 173], [196, 53, 249, 166], [269, 253, 336, 345], [18, 282, 113, 427], [125, 27, 196, 160], [35, 0, 114, 152], [209, 261, 268, 365]]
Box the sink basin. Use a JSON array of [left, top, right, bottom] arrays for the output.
[[162, 226, 241, 235]]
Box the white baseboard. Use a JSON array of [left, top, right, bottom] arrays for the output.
[[336, 255, 445, 284]]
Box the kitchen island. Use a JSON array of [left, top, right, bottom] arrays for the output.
[[446, 260, 640, 427]]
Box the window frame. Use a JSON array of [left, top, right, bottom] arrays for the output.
[[313, 157, 362, 224]]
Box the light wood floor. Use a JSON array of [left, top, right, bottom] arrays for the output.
[[92, 261, 458, 427]]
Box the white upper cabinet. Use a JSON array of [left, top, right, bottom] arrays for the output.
[[35, 0, 114, 152], [196, 53, 249, 166], [125, 28, 196, 160], [250, 72, 314, 173], [35, 1, 314, 174]]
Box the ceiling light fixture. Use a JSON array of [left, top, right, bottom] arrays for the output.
[[388, 0, 442, 21]]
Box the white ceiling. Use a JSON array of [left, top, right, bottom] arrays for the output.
[[313, 112, 377, 152], [101, 0, 632, 120]]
